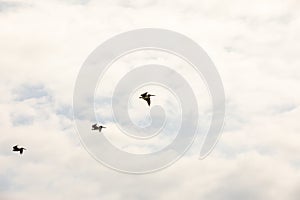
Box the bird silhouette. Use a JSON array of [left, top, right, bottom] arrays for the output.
[[92, 124, 106, 132], [139, 92, 155, 106], [12, 145, 26, 154]]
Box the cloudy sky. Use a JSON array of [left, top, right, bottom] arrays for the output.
[[1, 0, 300, 199]]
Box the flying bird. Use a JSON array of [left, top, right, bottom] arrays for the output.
[[139, 92, 155, 106], [12, 145, 26, 155], [92, 123, 106, 132]]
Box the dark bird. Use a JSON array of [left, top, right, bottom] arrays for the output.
[[92, 123, 106, 132], [12, 145, 26, 155], [139, 92, 155, 106]]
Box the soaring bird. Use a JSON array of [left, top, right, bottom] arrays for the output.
[[92, 124, 106, 132], [139, 92, 155, 106], [12, 145, 26, 155]]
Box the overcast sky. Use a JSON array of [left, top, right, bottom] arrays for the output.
[[0, 0, 300, 199]]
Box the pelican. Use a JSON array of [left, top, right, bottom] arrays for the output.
[[92, 124, 106, 132], [12, 145, 26, 155], [139, 92, 155, 106]]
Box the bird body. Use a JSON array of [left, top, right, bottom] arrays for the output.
[[12, 145, 26, 154], [139, 92, 155, 106]]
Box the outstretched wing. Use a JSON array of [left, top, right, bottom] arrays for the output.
[[140, 92, 148, 97], [92, 124, 98, 129], [146, 98, 151, 106]]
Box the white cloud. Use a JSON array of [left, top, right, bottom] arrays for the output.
[[0, 0, 300, 199]]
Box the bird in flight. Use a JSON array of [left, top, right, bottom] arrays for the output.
[[92, 123, 106, 132], [12, 145, 26, 155], [139, 92, 155, 106]]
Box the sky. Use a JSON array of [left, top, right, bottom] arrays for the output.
[[0, 0, 300, 199]]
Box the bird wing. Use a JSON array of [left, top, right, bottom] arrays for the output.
[[13, 145, 18, 150], [146, 98, 151, 106], [20, 149, 23, 154], [140, 92, 148, 97], [92, 124, 98, 128]]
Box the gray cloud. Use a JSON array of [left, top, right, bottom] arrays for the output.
[[13, 83, 50, 102], [0, 1, 22, 12], [10, 113, 34, 126]]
